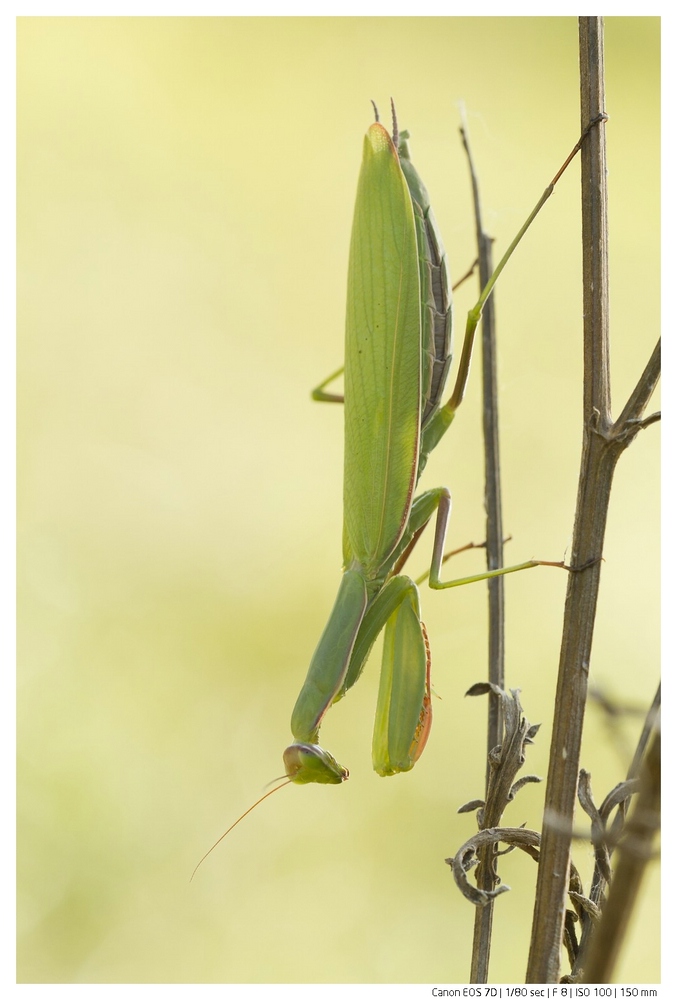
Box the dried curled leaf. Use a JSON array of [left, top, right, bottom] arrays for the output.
[[447, 825, 592, 918], [509, 774, 542, 800], [446, 826, 541, 906], [578, 770, 612, 884], [458, 798, 485, 814], [569, 891, 602, 923], [600, 778, 641, 825], [465, 682, 496, 698], [525, 723, 541, 743], [563, 909, 580, 969]]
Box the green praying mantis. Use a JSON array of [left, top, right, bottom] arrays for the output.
[[191, 101, 605, 877]]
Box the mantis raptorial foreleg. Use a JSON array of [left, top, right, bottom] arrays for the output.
[[373, 589, 431, 776], [388, 485, 570, 591]]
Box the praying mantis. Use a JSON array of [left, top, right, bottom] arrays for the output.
[[191, 102, 604, 876], [282, 102, 602, 787]]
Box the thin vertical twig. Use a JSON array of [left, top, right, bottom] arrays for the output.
[[460, 111, 505, 985]]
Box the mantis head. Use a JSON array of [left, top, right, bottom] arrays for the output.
[[283, 742, 349, 784]]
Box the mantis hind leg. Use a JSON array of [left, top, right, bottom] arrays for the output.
[[327, 572, 433, 777], [389, 487, 490, 578], [392, 486, 573, 593], [425, 488, 572, 589], [339, 486, 491, 698]]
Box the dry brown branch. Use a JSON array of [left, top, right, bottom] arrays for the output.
[[525, 18, 660, 982]]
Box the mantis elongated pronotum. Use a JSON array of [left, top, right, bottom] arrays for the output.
[[191, 102, 605, 877]]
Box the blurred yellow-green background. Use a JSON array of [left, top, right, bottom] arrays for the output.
[[17, 17, 660, 984]]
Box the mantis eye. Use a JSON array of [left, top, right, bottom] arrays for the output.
[[283, 743, 349, 785]]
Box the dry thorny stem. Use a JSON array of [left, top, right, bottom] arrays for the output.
[[526, 19, 660, 982], [564, 685, 661, 980], [448, 685, 660, 983], [450, 17, 660, 985], [580, 722, 661, 983], [446, 686, 543, 910], [447, 686, 593, 949]]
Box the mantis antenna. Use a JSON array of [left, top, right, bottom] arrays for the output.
[[190, 778, 293, 881]]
